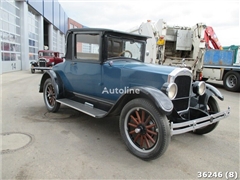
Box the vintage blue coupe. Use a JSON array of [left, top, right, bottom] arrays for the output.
[[39, 28, 230, 160]]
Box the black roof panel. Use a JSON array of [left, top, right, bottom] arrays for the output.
[[67, 28, 150, 40]]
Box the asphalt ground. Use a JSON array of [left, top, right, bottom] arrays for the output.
[[1, 70, 239, 179]]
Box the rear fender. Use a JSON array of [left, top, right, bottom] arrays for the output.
[[39, 70, 63, 99], [108, 86, 173, 116]]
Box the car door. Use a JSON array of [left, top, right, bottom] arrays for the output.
[[63, 33, 102, 97], [101, 62, 122, 101]]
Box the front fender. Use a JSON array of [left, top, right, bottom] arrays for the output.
[[108, 86, 173, 116], [199, 83, 224, 105], [206, 83, 224, 101], [30, 61, 38, 67]]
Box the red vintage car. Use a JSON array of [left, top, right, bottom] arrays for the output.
[[31, 50, 64, 73]]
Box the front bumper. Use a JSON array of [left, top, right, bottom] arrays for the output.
[[170, 107, 230, 136]]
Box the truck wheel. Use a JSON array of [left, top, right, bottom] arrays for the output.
[[43, 78, 60, 112], [119, 98, 170, 160], [194, 97, 220, 135], [223, 71, 240, 92]]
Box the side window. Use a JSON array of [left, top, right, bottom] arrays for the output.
[[75, 34, 100, 60]]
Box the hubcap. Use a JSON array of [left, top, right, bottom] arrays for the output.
[[135, 124, 147, 135], [226, 75, 237, 88], [125, 108, 158, 152]]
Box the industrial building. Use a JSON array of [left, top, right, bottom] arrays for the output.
[[0, 0, 83, 74]]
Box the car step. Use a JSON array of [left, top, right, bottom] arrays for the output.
[[56, 98, 107, 118]]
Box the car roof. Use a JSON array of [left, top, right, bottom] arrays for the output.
[[67, 28, 150, 40], [38, 50, 60, 53], [38, 50, 54, 52]]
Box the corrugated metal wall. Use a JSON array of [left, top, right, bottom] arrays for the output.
[[27, 0, 68, 34]]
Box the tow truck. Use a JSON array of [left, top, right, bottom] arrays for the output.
[[129, 19, 240, 92]]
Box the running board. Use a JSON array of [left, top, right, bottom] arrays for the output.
[[56, 98, 107, 118]]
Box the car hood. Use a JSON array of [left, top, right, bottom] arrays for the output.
[[106, 60, 178, 89], [108, 60, 176, 76]]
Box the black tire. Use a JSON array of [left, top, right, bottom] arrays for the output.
[[223, 71, 240, 92], [119, 98, 170, 160], [194, 97, 220, 135], [31, 68, 35, 74], [43, 78, 60, 112]]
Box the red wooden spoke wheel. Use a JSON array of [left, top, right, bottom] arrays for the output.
[[120, 98, 170, 160]]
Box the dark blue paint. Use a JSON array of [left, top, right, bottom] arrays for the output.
[[53, 59, 175, 101]]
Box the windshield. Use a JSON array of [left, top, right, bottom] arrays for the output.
[[39, 52, 54, 57], [107, 36, 145, 61]]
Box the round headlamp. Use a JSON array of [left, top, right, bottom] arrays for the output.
[[166, 83, 178, 100], [198, 81, 206, 95], [161, 83, 178, 100], [193, 81, 206, 96]]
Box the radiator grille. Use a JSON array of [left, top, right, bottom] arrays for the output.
[[175, 76, 191, 98], [172, 75, 191, 111], [39, 59, 46, 67]]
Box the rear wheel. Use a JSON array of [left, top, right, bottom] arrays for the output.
[[194, 97, 220, 135], [43, 78, 60, 112], [119, 98, 170, 160], [223, 71, 240, 92]]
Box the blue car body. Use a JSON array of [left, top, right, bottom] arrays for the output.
[[53, 59, 174, 101]]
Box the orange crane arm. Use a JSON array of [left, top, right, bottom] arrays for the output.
[[204, 26, 223, 50]]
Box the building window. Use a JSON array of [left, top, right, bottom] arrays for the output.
[[53, 28, 57, 51], [59, 32, 64, 54], [0, 0, 21, 61], [28, 9, 39, 61], [69, 23, 73, 29]]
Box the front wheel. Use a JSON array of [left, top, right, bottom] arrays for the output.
[[43, 78, 60, 112], [223, 71, 240, 92], [31, 66, 35, 74], [194, 97, 220, 135], [119, 98, 170, 160]]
